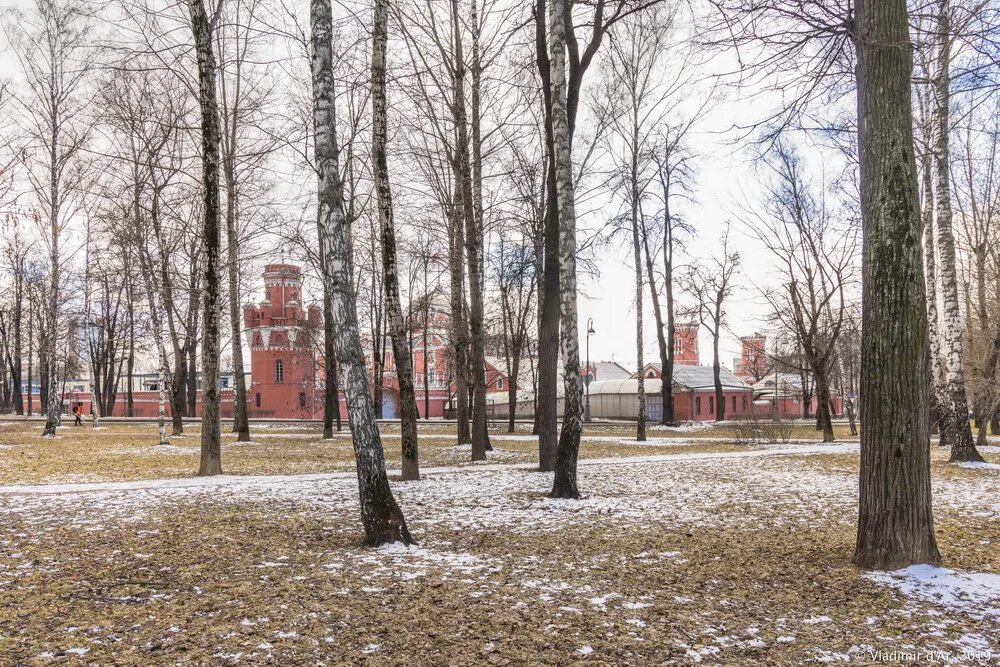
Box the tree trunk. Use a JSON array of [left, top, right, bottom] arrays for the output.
[[450, 0, 488, 461], [422, 288, 430, 421], [224, 167, 250, 442], [170, 350, 186, 436], [507, 363, 518, 433], [41, 121, 61, 437], [852, 0, 940, 570], [322, 287, 341, 437], [642, 209, 670, 426], [187, 327, 198, 418], [373, 0, 419, 480], [534, 0, 560, 472], [126, 282, 135, 418], [548, 0, 584, 500], [189, 0, 223, 476], [931, 0, 982, 463], [11, 268, 23, 416], [974, 332, 1000, 446], [919, 103, 945, 437], [632, 196, 646, 441], [713, 325, 724, 422], [814, 364, 835, 442], [310, 0, 411, 545], [448, 173, 471, 445]]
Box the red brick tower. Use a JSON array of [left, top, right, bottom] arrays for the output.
[[243, 264, 323, 418], [737, 334, 768, 380], [674, 322, 700, 366]]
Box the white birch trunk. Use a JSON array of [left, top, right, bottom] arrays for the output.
[[932, 0, 983, 462], [548, 0, 584, 499], [919, 93, 947, 433], [632, 199, 646, 441], [311, 0, 411, 545]]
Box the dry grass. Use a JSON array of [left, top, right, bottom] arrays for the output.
[[0, 499, 996, 664], [1, 420, 997, 664]]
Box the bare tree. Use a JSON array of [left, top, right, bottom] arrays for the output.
[[705, 0, 941, 570], [745, 142, 857, 442], [953, 98, 1000, 445], [533, 0, 648, 470], [684, 227, 740, 422], [926, 0, 983, 462], [852, 0, 940, 569], [6, 0, 93, 436], [188, 0, 223, 475], [372, 0, 419, 480], [311, 0, 411, 545], [548, 0, 585, 499]]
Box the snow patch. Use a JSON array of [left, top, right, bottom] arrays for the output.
[[865, 565, 1000, 619], [958, 461, 1000, 471]]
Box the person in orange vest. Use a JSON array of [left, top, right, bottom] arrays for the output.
[[73, 402, 83, 426]]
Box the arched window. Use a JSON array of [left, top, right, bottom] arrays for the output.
[[275, 359, 284, 383]]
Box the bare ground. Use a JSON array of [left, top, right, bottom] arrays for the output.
[[0, 421, 997, 664]]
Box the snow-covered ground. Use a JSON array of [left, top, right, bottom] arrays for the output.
[[0, 441, 997, 663]]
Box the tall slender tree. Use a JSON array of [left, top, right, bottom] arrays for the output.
[[548, 0, 584, 499], [930, 0, 983, 463], [6, 0, 93, 436], [311, 0, 411, 545], [373, 0, 420, 480], [188, 0, 223, 476]]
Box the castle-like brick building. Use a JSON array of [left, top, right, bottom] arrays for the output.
[[243, 264, 323, 419]]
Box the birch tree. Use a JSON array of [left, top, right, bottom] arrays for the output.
[[188, 0, 223, 476], [311, 0, 412, 545], [927, 0, 983, 463], [548, 0, 584, 500], [373, 0, 420, 480]]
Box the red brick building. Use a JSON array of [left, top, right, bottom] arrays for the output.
[[243, 264, 324, 419]]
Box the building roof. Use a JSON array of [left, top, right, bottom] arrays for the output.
[[592, 360, 631, 381], [753, 372, 807, 391], [589, 365, 752, 395]]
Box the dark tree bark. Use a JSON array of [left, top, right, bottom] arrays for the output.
[[448, 167, 471, 445], [448, 0, 489, 461], [321, 280, 342, 437], [852, 0, 940, 570], [373, 0, 419, 480], [189, 0, 223, 476], [311, 0, 411, 546], [224, 156, 250, 441], [534, 0, 560, 471]]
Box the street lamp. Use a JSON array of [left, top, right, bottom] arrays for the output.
[[585, 318, 595, 422]]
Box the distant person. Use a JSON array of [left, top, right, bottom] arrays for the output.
[[73, 402, 83, 426], [846, 398, 858, 436]]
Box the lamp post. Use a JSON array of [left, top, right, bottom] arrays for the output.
[[585, 318, 595, 422]]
